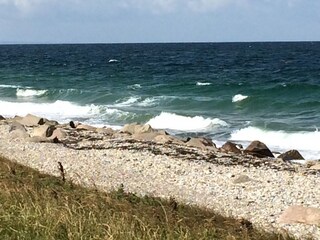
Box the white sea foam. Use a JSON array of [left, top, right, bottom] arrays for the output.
[[127, 84, 142, 89], [0, 84, 28, 89], [108, 59, 119, 63], [0, 100, 128, 127], [230, 126, 320, 160], [147, 112, 228, 132], [137, 97, 158, 107], [16, 89, 48, 97], [114, 96, 140, 107], [232, 94, 248, 102], [196, 82, 212, 86]]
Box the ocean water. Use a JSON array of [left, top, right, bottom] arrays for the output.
[[0, 42, 319, 160]]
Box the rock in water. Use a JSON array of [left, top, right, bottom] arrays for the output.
[[278, 205, 320, 225], [244, 140, 274, 158], [278, 150, 304, 160]]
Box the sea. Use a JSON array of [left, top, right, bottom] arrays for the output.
[[0, 42, 319, 160]]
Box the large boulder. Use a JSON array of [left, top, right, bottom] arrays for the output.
[[185, 137, 217, 150], [17, 114, 45, 126], [244, 140, 274, 158], [221, 141, 242, 154], [277, 150, 304, 161], [32, 125, 56, 138], [49, 128, 67, 140], [9, 122, 29, 138], [278, 205, 320, 225], [0, 115, 5, 120], [121, 123, 156, 135]]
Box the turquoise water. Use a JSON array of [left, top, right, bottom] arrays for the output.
[[0, 42, 319, 159]]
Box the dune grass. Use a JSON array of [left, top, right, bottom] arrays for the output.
[[0, 156, 297, 240]]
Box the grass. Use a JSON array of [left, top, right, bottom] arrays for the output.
[[0, 156, 297, 240]]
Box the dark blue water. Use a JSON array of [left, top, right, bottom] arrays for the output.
[[0, 42, 319, 159]]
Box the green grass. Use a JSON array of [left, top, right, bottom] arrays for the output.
[[0, 156, 296, 240]]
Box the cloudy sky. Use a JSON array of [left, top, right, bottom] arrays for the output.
[[0, 0, 319, 43]]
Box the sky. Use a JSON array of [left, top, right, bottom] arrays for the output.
[[0, 0, 320, 43]]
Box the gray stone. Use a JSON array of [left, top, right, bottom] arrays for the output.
[[244, 140, 274, 158], [278, 205, 320, 225], [233, 175, 252, 184], [154, 135, 183, 145], [9, 122, 29, 138], [278, 150, 304, 161], [0, 115, 5, 120]]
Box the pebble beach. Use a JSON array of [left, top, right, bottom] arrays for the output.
[[0, 116, 319, 240]]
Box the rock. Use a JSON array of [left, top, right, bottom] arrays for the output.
[[278, 205, 320, 225], [32, 125, 56, 138], [310, 164, 320, 170], [121, 123, 156, 135], [49, 128, 67, 140], [185, 137, 217, 150], [221, 141, 242, 154], [96, 127, 115, 135], [244, 140, 274, 158], [278, 150, 304, 161], [76, 124, 96, 131], [69, 121, 76, 128], [43, 119, 59, 126], [0, 115, 5, 120], [154, 135, 183, 145], [28, 136, 55, 143], [17, 114, 45, 126], [233, 175, 252, 184], [132, 132, 162, 141], [9, 122, 29, 138]]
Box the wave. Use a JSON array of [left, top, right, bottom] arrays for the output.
[[114, 96, 141, 107], [230, 126, 320, 160], [137, 97, 159, 107], [196, 82, 212, 86], [127, 84, 142, 90], [0, 100, 129, 127], [147, 112, 228, 132], [0, 84, 31, 89], [108, 59, 119, 63], [232, 94, 248, 102], [16, 89, 48, 97]]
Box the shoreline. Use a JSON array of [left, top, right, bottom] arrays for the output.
[[1, 114, 319, 239]]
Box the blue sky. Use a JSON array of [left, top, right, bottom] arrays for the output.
[[0, 0, 319, 43]]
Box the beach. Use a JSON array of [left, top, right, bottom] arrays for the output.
[[1, 115, 319, 239]]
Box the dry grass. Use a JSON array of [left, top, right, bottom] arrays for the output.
[[0, 156, 297, 240]]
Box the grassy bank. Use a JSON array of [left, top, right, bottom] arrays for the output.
[[0, 156, 295, 240]]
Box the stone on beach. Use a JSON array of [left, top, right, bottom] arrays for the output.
[[32, 125, 56, 138], [9, 122, 29, 138], [0, 115, 5, 120], [49, 128, 67, 140], [221, 141, 242, 154], [278, 205, 320, 225], [17, 114, 45, 126], [76, 124, 97, 131], [185, 137, 217, 150], [244, 140, 274, 158], [278, 150, 304, 161], [121, 123, 156, 135]]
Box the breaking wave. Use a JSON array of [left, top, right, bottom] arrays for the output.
[[232, 94, 248, 102], [147, 112, 228, 132], [16, 89, 48, 97]]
